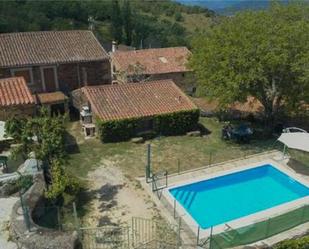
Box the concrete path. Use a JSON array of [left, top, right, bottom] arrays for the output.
[[0, 197, 19, 249]]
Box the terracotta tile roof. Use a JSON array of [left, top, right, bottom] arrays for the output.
[[0, 77, 35, 106], [111, 47, 191, 75], [80, 79, 198, 121], [0, 30, 109, 67], [36, 91, 68, 105]]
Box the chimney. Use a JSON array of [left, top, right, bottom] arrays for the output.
[[112, 41, 117, 53]]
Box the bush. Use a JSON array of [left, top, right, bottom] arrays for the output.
[[97, 118, 140, 142], [153, 110, 200, 136], [97, 109, 200, 142], [274, 235, 309, 249]]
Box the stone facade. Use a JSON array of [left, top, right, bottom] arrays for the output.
[[112, 70, 195, 93], [0, 105, 35, 120], [0, 60, 111, 94]]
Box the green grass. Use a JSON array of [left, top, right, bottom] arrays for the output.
[[66, 117, 278, 180]]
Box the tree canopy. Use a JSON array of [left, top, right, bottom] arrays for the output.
[[5, 109, 79, 200], [190, 3, 309, 122], [0, 0, 214, 48]]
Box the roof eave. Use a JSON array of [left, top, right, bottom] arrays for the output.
[[0, 57, 109, 69]]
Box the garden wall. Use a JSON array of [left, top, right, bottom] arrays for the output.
[[10, 172, 79, 249]]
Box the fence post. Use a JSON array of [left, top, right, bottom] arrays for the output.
[[300, 204, 306, 223], [127, 225, 130, 248], [173, 199, 177, 219], [19, 190, 30, 232], [57, 206, 61, 231], [146, 143, 151, 182], [176, 217, 181, 249], [73, 202, 80, 236], [209, 152, 212, 166], [209, 226, 213, 249], [196, 226, 200, 246], [265, 218, 270, 237]]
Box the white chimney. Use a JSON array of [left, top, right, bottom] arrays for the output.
[[112, 41, 117, 53]]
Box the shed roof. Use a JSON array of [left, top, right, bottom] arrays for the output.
[[0, 77, 35, 107]]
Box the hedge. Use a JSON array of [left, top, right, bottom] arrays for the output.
[[274, 235, 309, 249], [97, 109, 200, 142]]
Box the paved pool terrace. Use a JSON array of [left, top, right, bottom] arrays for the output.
[[140, 150, 309, 247]]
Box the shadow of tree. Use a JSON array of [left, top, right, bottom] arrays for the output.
[[65, 130, 80, 154], [80, 183, 124, 216]]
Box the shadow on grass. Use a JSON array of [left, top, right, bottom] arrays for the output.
[[65, 130, 80, 154], [288, 158, 309, 176]]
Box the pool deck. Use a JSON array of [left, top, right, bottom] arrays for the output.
[[140, 150, 309, 248]]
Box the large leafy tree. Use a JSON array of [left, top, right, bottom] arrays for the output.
[[190, 3, 309, 123], [5, 109, 79, 200]]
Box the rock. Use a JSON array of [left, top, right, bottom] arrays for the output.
[[186, 131, 201, 137], [131, 137, 144, 143]]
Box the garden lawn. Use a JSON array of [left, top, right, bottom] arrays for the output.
[[66, 117, 280, 180]]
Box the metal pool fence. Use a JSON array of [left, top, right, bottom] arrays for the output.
[[209, 204, 309, 248]]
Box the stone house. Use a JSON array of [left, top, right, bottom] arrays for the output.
[[0, 30, 111, 114], [110, 47, 195, 93], [71, 79, 198, 139]]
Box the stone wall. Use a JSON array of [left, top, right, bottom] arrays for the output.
[[149, 72, 196, 92], [0, 59, 111, 94], [10, 173, 79, 249]]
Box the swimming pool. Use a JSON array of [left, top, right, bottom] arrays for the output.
[[169, 164, 309, 229]]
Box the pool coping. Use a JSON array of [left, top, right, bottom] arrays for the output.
[[162, 159, 309, 239]]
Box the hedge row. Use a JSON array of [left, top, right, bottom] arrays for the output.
[[274, 235, 309, 249], [97, 109, 200, 142]]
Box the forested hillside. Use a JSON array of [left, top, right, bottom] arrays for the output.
[[0, 0, 214, 48]]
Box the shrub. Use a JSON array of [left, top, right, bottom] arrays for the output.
[[153, 110, 200, 136], [97, 118, 140, 142], [97, 109, 200, 142], [274, 235, 309, 249]]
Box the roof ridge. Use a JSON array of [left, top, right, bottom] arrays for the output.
[[113, 46, 189, 54], [0, 30, 91, 37], [0, 76, 24, 82], [82, 79, 175, 90]]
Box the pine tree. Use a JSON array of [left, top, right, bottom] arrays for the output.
[[122, 0, 132, 45], [111, 0, 123, 43]]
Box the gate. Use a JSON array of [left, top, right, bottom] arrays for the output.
[[79, 217, 208, 249], [80, 226, 130, 249], [131, 217, 179, 249]]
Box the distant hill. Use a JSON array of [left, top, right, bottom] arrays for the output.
[[0, 0, 214, 49], [177, 0, 289, 14]]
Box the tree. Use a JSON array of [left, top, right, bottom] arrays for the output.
[[122, 0, 132, 45], [111, 0, 123, 43], [190, 3, 309, 125], [4, 108, 78, 200]]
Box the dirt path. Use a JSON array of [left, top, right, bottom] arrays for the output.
[[82, 159, 158, 227]]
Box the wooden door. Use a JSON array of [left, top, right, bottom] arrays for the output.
[[43, 67, 57, 92]]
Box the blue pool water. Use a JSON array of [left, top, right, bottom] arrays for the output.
[[169, 165, 309, 229]]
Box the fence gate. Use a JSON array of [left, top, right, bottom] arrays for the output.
[[131, 217, 179, 249], [80, 226, 130, 249]]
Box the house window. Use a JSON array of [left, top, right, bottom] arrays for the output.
[[11, 68, 34, 86]]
